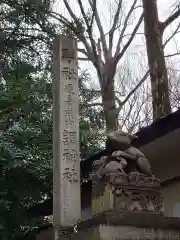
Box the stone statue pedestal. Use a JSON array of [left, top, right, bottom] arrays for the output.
[[92, 184, 163, 216], [92, 172, 163, 216]]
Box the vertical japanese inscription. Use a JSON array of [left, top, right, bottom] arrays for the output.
[[53, 36, 80, 228]]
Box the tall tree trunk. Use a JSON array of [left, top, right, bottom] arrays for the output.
[[101, 77, 118, 132], [99, 61, 118, 132], [142, 0, 171, 120]]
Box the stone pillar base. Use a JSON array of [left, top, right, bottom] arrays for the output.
[[36, 212, 180, 239], [70, 211, 180, 240], [71, 225, 180, 240]]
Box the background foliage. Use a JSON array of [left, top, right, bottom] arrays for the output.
[[0, 0, 104, 239]]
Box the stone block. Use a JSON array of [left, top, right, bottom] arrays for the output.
[[92, 182, 163, 216], [71, 225, 180, 240]]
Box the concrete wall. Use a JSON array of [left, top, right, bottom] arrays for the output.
[[162, 180, 180, 217], [81, 207, 92, 221]]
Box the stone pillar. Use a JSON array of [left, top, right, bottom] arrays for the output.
[[52, 35, 80, 237]]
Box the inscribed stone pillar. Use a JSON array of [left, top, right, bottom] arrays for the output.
[[52, 36, 80, 231]]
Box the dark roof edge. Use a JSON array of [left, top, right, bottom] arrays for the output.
[[161, 176, 180, 188], [133, 108, 180, 147]]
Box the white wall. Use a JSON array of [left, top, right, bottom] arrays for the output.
[[162, 181, 180, 217]]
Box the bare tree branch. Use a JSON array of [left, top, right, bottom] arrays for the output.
[[78, 0, 91, 27], [56, 1, 96, 66], [121, 32, 144, 38], [97, 38, 102, 61], [78, 35, 96, 63], [130, 95, 150, 132], [115, 13, 144, 64], [104, 5, 142, 37], [89, 0, 96, 27], [78, 48, 89, 57], [75, 0, 102, 73], [114, 0, 138, 58], [121, 99, 135, 128], [163, 22, 180, 47], [115, 96, 123, 109], [88, 0, 108, 60], [80, 102, 103, 110], [161, 8, 180, 31], [78, 58, 90, 61], [122, 70, 149, 105], [165, 52, 180, 57], [50, 11, 72, 26], [29, 14, 56, 36], [63, 0, 79, 22], [109, 0, 123, 54], [60, 0, 103, 77]]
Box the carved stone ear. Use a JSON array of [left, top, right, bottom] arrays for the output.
[[111, 150, 123, 157], [129, 134, 138, 140], [106, 130, 116, 138], [100, 156, 108, 161], [92, 160, 101, 166]]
